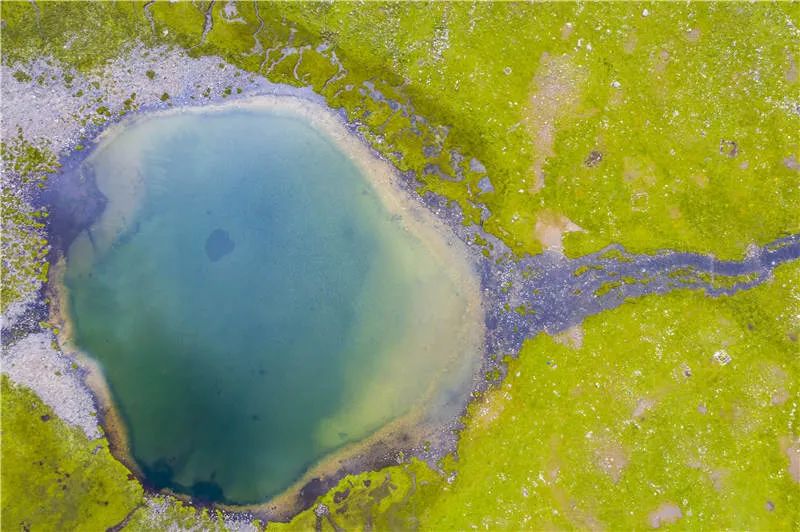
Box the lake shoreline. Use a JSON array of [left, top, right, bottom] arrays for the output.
[[48, 95, 487, 520], [3, 45, 491, 523]]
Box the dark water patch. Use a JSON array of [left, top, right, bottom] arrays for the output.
[[39, 161, 107, 255], [205, 228, 235, 262], [191, 480, 225, 505]]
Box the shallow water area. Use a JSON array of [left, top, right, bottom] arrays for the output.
[[61, 99, 483, 504]]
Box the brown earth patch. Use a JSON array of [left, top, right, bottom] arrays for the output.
[[632, 397, 656, 419], [648, 502, 682, 528], [772, 389, 790, 406], [686, 457, 728, 491], [623, 32, 637, 54], [524, 53, 588, 193], [652, 49, 670, 74], [780, 435, 800, 483], [561, 22, 574, 40], [708, 468, 729, 491], [762, 364, 790, 406], [545, 441, 604, 530], [595, 440, 628, 483], [787, 50, 798, 83], [623, 156, 657, 186], [691, 173, 709, 188], [549, 485, 605, 531], [473, 388, 508, 431], [534, 210, 584, 254], [631, 190, 648, 212], [553, 324, 584, 349], [608, 86, 625, 108]]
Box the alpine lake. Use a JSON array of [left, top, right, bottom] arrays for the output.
[[58, 98, 484, 505]]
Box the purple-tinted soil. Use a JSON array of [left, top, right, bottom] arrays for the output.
[[407, 178, 799, 378]]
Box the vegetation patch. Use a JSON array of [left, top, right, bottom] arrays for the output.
[[0, 132, 58, 310], [0, 377, 143, 530]]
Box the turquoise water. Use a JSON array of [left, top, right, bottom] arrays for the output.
[[64, 103, 481, 504]]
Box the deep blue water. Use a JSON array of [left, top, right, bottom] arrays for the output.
[[64, 106, 480, 504]]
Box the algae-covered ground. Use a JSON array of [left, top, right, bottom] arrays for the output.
[[2, 1, 799, 530], [1, 375, 143, 529]]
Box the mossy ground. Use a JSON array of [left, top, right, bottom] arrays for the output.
[[1, 132, 58, 311], [2, 2, 799, 529], [422, 261, 800, 530], [1, 376, 244, 530], [0, 376, 143, 530]]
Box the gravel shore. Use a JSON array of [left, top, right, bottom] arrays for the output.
[[2, 332, 101, 438]]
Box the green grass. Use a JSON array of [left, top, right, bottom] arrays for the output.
[[0, 376, 143, 530], [0, 376, 252, 530], [0, 1, 151, 72], [269, 459, 444, 532], [0, 188, 49, 307], [255, 2, 800, 259], [149, 1, 205, 52], [0, 132, 58, 311], [421, 262, 800, 530], [12, 69, 31, 82]]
